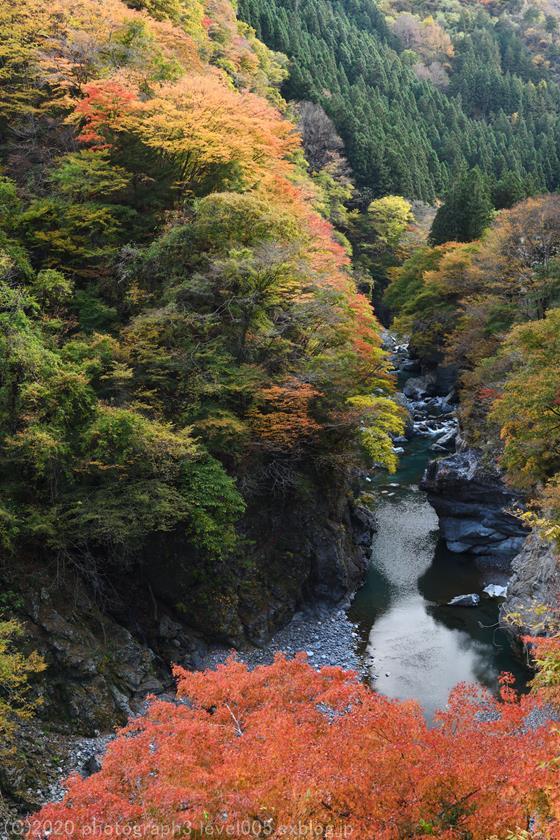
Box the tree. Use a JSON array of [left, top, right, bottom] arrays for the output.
[[468, 194, 560, 321], [492, 171, 530, 209], [0, 621, 46, 750], [430, 168, 494, 245], [29, 656, 560, 839], [367, 195, 413, 252], [386, 242, 475, 365], [488, 309, 560, 489], [295, 101, 347, 174], [110, 75, 299, 195]]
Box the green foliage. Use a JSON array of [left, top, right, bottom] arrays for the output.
[[0, 176, 20, 225], [384, 246, 442, 314], [18, 197, 136, 273], [50, 151, 131, 202], [190, 192, 301, 252], [239, 0, 560, 201], [385, 242, 473, 362], [367, 195, 413, 251], [30, 270, 74, 313], [347, 394, 405, 472], [123, 0, 182, 22], [492, 170, 533, 210], [429, 168, 494, 245], [488, 310, 560, 488]]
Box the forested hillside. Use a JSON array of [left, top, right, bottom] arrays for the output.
[[6, 0, 560, 835], [0, 0, 409, 772], [239, 0, 560, 201], [386, 192, 560, 544]]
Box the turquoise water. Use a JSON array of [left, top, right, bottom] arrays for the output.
[[348, 436, 529, 719]]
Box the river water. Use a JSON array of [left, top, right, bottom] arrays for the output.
[[348, 435, 529, 719]]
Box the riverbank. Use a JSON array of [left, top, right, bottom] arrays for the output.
[[201, 603, 365, 675], [200, 356, 530, 709]]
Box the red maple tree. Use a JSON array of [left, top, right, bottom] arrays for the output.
[[29, 656, 560, 839]]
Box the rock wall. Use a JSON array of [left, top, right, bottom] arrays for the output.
[[144, 487, 375, 647], [1, 483, 374, 813], [500, 532, 560, 640], [421, 449, 527, 568], [5, 482, 374, 730]]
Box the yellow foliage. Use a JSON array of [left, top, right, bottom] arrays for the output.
[[0, 620, 46, 750]]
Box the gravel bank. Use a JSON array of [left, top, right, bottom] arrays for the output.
[[201, 603, 366, 675]]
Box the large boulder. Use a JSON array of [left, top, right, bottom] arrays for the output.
[[403, 372, 437, 400], [435, 364, 459, 397], [421, 449, 527, 567]]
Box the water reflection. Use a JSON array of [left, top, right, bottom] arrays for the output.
[[348, 439, 529, 719]]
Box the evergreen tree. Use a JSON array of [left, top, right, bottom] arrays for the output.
[[430, 168, 494, 245], [238, 0, 560, 201]]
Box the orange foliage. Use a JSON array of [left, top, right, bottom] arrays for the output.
[[72, 73, 298, 190], [29, 656, 560, 839], [127, 76, 299, 185], [32, 0, 207, 95], [74, 80, 137, 147], [248, 379, 322, 450], [478, 386, 501, 401]]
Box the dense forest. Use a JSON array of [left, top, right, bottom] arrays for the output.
[[386, 192, 560, 546], [3, 0, 560, 836], [0, 0, 405, 645], [239, 0, 560, 202]]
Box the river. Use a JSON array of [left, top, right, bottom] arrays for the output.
[[348, 433, 529, 719], [203, 363, 530, 717]]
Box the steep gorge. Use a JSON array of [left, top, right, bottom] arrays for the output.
[[3, 0, 560, 828]]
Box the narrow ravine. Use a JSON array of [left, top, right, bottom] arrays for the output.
[[348, 341, 529, 717], [349, 435, 528, 718], [203, 344, 530, 715]]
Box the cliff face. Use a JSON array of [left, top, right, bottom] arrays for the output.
[[6, 481, 374, 728], [421, 449, 527, 568], [0, 481, 374, 813], [142, 482, 375, 647], [500, 532, 560, 641]]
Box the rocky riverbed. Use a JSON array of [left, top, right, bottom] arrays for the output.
[[201, 603, 365, 675]]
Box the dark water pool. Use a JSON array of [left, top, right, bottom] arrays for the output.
[[348, 436, 529, 719]]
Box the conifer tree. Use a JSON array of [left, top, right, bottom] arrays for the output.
[[430, 168, 494, 245]]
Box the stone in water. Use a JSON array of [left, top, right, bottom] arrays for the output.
[[483, 584, 507, 598], [447, 593, 480, 607]]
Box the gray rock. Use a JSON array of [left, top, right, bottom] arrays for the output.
[[82, 754, 102, 777], [500, 532, 560, 641], [447, 540, 473, 554], [403, 372, 437, 400], [158, 614, 183, 639], [435, 428, 457, 449], [448, 593, 480, 607], [435, 364, 459, 397], [440, 517, 504, 544], [483, 584, 508, 598], [401, 359, 421, 372], [421, 449, 527, 565]]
